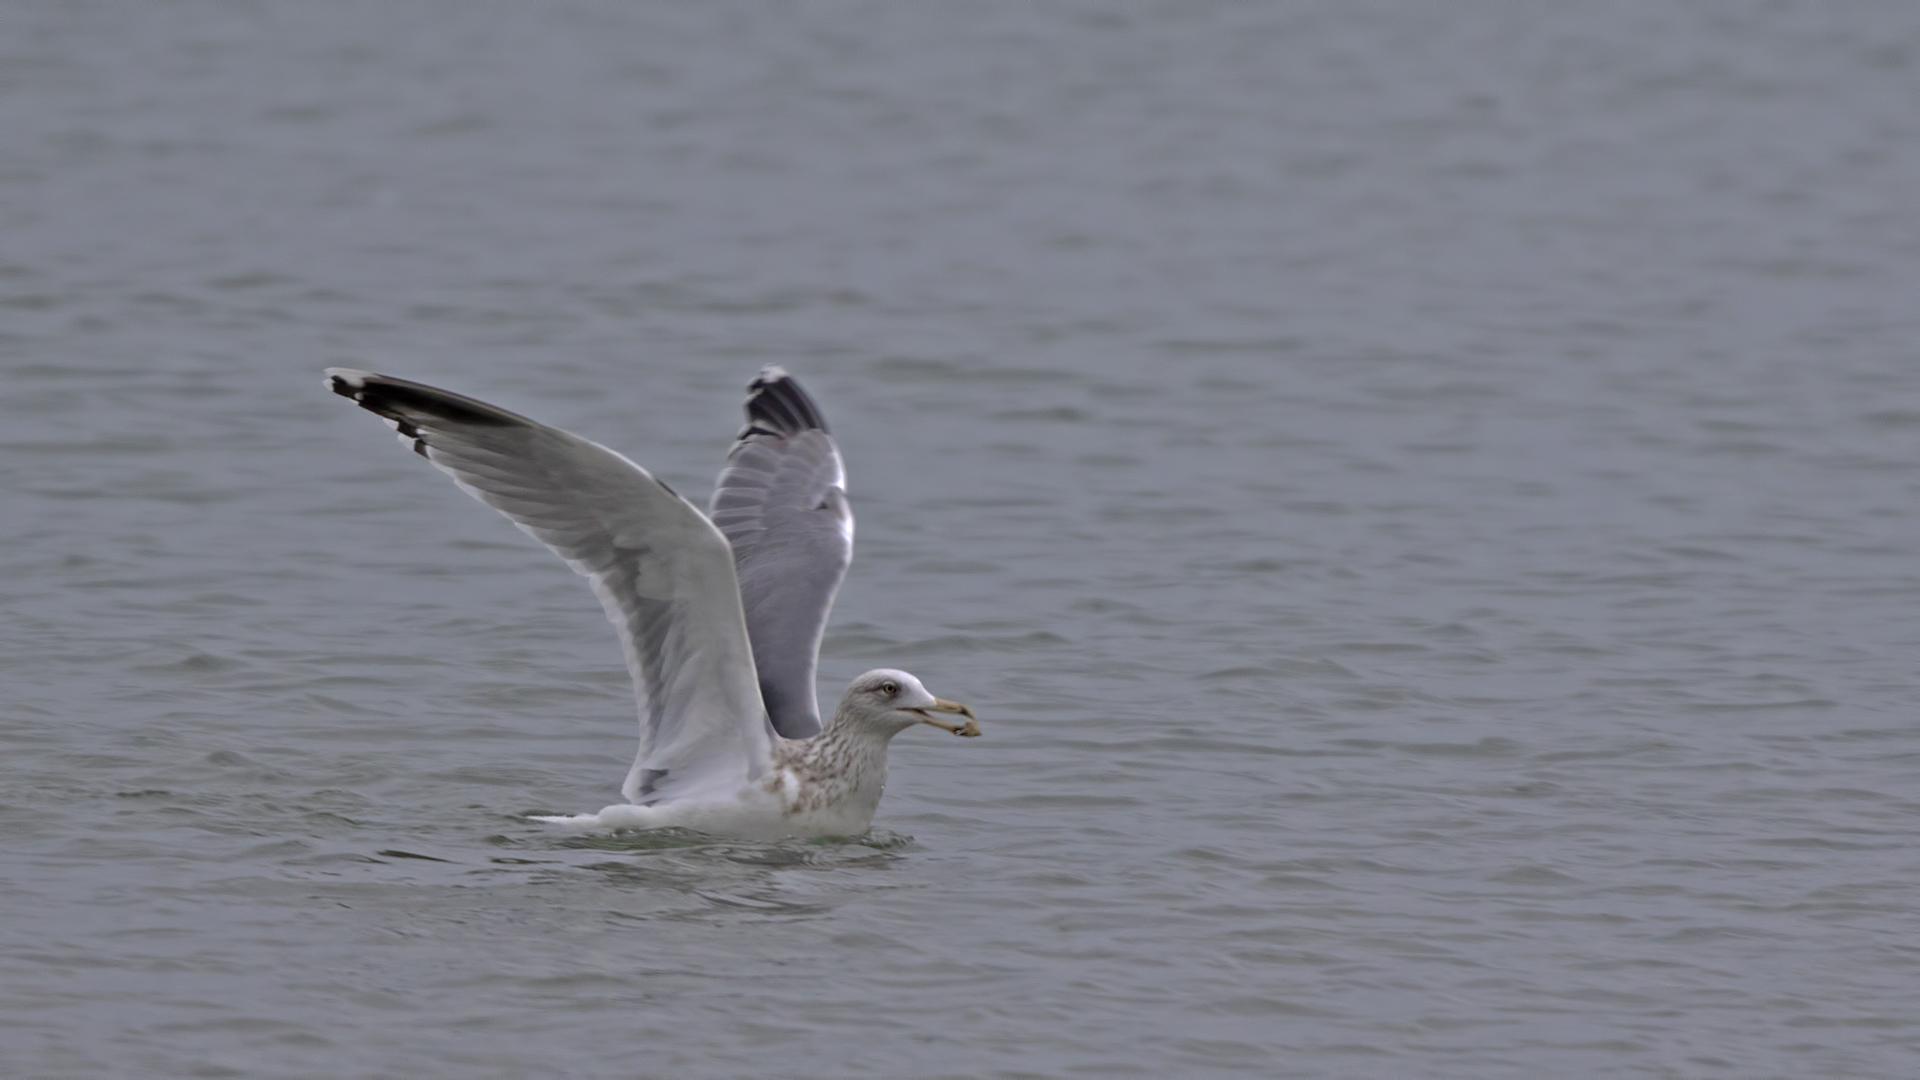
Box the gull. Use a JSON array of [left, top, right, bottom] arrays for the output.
[[326, 366, 979, 839]]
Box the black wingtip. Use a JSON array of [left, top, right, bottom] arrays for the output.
[[326, 368, 531, 458], [326, 368, 525, 429], [741, 365, 829, 437]]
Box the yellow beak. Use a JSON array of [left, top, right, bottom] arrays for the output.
[[907, 698, 981, 737]]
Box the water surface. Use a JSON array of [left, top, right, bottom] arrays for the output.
[[5, 2, 1920, 1076]]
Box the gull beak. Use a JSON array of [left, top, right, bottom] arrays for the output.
[[908, 698, 981, 737]]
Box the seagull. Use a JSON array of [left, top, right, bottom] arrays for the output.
[[326, 366, 979, 839]]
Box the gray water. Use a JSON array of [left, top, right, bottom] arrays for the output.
[[5, 2, 1920, 1076]]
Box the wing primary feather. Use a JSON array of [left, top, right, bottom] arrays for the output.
[[744, 366, 830, 435], [325, 367, 773, 805], [710, 366, 853, 740], [330, 370, 528, 426]]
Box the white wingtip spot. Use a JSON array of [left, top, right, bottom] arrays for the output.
[[759, 364, 790, 381]]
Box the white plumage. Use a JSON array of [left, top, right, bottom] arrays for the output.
[[326, 367, 978, 839]]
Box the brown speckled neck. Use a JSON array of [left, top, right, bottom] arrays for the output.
[[764, 707, 901, 821]]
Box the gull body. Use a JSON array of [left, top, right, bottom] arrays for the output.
[[326, 367, 978, 839], [559, 669, 975, 840]]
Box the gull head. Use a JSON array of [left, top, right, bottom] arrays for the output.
[[836, 669, 980, 739]]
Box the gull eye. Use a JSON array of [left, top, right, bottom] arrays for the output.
[[881, 681, 898, 697]]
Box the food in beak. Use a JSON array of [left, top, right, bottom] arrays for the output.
[[908, 698, 981, 737]]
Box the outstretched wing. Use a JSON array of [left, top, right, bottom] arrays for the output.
[[326, 369, 772, 805], [708, 366, 853, 739]]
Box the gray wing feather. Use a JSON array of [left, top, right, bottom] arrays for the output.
[[708, 367, 853, 739], [326, 369, 772, 805]]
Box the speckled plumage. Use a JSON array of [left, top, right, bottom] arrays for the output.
[[546, 669, 978, 839], [764, 703, 903, 824]]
